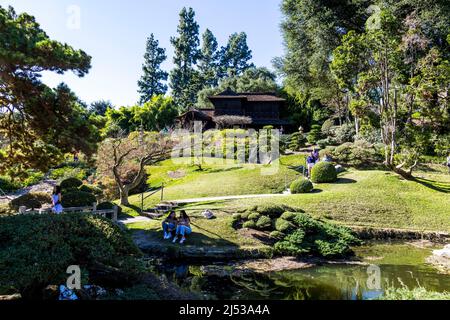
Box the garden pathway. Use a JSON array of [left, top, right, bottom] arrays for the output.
[[0, 179, 56, 205], [169, 192, 291, 205]]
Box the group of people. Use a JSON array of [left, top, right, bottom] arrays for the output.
[[162, 210, 192, 244], [306, 148, 332, 177]]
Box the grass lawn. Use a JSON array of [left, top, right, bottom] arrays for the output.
[[122, 155, 305, 216], [126, 210, 273, 256], [123, 155, 449, 232]]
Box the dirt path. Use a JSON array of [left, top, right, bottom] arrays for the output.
[[0, 179, 56, 205]]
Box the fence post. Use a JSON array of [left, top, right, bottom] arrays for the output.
[[112, 206, 118, 223], [161, 183, 164, 201], [93, 202, 97, 213]]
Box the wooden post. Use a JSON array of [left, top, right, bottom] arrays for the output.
[[161, 183, 164, 201], [141, 191, 144, 215], [112, 206, 118, 223], [93, 202, 97, 213]]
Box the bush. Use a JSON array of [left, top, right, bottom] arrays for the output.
[[79, 184, 104, 197], [333, 123, 356, 144], [311, 162, 337, 183], [9, 192, 52, 211], [269, 231, 285, 240], [275, 218, 295, 233], [97, 201, 123, 218], [290, 178, 313, 194], [247, 212, 261, 221], [62, 191, 97, 208], [280, 211, 296, 221], [0, 176, 19, 193], [320, 141, 383, 168], [0, 204, 15, 216], [240, 211, 251, 220], [22, 171, 45, 187], [0, 213, 143, 298], [243, 220, 256, 229], [307, 125, 323, 144], [289, 132, 306, 151], [273, 213, 361, 258], [60, 177, 83, 192], [49, 166, 88, 181], [255, 204, 290, 218], [255, 215, 272, 230]]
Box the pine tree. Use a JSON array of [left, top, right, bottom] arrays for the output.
[[218, 32, 254, 78], [169, 7, 202, 110], [137, 34, 168, 104], [198, 29, 219, 88]]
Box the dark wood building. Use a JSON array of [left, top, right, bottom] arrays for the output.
[[176, 89, 291, 131]]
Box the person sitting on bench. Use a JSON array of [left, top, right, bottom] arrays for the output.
[[173, 210, 191, 244], [162, 211, 178, 240]]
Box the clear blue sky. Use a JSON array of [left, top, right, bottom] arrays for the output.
[[0, 0, 284, 107]]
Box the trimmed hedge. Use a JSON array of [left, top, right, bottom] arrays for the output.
[[275, 218, 295, 233], [9, 192, 52, 210], [79, 184, 103, 196], [60, 177, 83, 191], [290, 178, 313, 194], [311, 162, 337, 183], [62, 191, 96, 208], [0, 213, 143, 298]]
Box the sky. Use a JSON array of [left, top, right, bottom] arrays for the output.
[[1, 0, 285, 107]]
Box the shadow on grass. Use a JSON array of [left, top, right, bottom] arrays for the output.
[[336, 178, 357, 184], [311, 189, 323, 194], [412, 177, 450, 193], [133, 220, 238, 248], [120, 204, 141, 218]]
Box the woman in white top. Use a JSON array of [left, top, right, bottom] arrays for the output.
[[52, 185, 63, 214]]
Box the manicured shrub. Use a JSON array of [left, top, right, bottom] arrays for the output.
[[273, 213, 361, 258], [269, 231, 285, 240], [248, 212, 261, 221], [9, 192, 52, 211], [232, 213, 241, 221], [307, 124, 323, 144], [240, 211, 251, 220], [97, 201, 123, 218], [289, 132, 306, 151], [243, 220, 256, 229], [62, 191, 96, 208], [255, 204, 289, 218], [60, 177, 83, 192], [275, 218, 295, 233], [290, 178, 313, 194], [0, 213, 143, 298], [79, 184, 104, 196], [255, 215, 272, 230], [280, 211, 296, 221], [319, 141, 383, 168], [311, 162, 337, 183]]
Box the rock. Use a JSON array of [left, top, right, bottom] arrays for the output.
[[427, 244, 450, 274], [202, 210, 215, 219], [335, 165, 345, 173], [0, 293, 21, 300]]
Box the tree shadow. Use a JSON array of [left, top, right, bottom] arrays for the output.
[[121, 204, 141, 219], [412, 177, 450, 193], [311, 189, 323, 194], [336, 178, 357, 184]]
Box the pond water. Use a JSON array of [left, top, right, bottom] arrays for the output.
[[150, 242, 450, 300]]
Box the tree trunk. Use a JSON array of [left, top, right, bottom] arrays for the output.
[[119, 186, 130, 206]]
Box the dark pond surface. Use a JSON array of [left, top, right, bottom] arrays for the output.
[[150, 242, 450, 300]]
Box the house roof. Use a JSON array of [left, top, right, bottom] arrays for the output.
[[208, 88, 286, 102]]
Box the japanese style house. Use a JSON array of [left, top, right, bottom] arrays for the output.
[[175, 88, 292, 131]]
